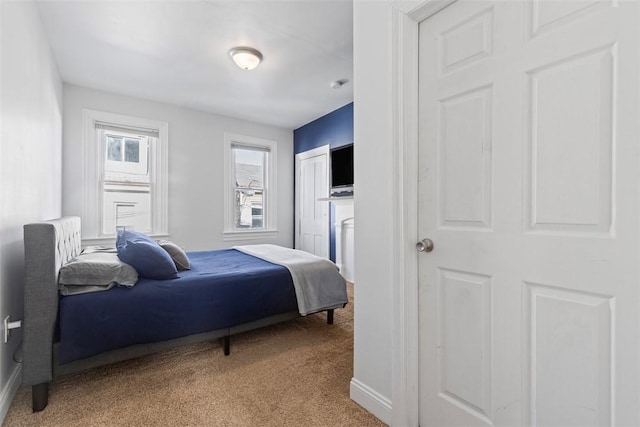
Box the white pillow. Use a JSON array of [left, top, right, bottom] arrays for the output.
[[58, 247, 138, 295]]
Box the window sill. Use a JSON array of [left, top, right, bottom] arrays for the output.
[[223, 229, 278, 242]]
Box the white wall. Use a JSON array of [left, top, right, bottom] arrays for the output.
[[351, 1, 394, 424], [0, 0, 63, 420], [63, 85, 294, 250]]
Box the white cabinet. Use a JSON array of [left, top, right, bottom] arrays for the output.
[[319, 197, 354, 282]]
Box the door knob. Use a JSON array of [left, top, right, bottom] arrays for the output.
[[416, 238, 434, 253]]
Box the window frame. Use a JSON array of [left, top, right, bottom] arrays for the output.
[[223, 133, 278, 241], [82, 109, 169, 244]]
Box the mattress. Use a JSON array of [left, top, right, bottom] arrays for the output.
[[58, 249, 298, 363]]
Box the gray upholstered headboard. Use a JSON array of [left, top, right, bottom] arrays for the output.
[[23, 217, 81, 387]]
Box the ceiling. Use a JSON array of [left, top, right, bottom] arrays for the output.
[[36, 0, 354, 130]]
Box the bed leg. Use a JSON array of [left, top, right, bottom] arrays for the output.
[[32, 382, 49, 412], [327, 309, 334, 325], [223, 335, 230, 356]]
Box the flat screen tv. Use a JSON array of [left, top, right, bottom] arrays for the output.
[[330, 144, 354, 195]]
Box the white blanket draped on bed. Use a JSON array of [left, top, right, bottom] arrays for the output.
[[233, 244, 348, 316]]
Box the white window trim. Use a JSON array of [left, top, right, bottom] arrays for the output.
[[82, 109, 169, 242], [223, 133, 278, 240]]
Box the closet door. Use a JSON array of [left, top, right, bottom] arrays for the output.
[[295, 146, 329, 258]]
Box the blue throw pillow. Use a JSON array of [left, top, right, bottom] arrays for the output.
[[116, 229, 178, 280]]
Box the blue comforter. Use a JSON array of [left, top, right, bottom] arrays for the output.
[[58, 249, 298, 364]]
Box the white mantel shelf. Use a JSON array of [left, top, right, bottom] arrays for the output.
[[318, 196, 354, 206]]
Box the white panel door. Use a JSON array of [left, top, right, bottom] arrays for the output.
[[295, 146, 329, 258], [418, 1, 640, 426]]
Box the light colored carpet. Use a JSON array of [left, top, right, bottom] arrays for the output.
[[4, 283, 385, 427]]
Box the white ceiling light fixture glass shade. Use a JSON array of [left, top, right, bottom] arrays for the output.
[[229, 46, 263, 71]]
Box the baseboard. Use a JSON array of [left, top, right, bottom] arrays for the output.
[[0, 364, 22, 423], [350, 377, 392, 425]]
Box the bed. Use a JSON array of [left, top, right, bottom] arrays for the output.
[[23, 217, 347, 412]]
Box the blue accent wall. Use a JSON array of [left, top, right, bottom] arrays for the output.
[[294, 103, 353, 155], [294, 102, 353, 262]]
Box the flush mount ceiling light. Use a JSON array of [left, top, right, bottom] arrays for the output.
[[229, 46, 263, 71]]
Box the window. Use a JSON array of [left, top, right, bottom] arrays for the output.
[[233, 146, 266, 229], [104, 131, 148, 174], [99, 126, 152, 234], [224, 133, 277, 240], [83, 110, 168, 242]]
